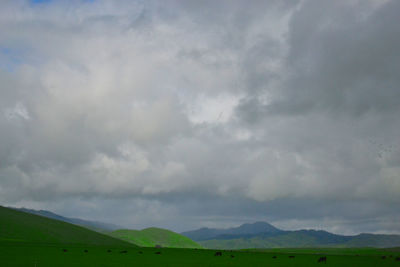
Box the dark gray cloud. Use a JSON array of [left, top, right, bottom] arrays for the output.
[[238, 0, 400, 117], [0, 0, 399, 234]]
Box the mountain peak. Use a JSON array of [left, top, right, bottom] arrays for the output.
[[231, 221, 280, 235], [182, 221, 282, 241]]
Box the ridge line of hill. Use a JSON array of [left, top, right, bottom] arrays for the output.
[[10, 207, 121, 232]]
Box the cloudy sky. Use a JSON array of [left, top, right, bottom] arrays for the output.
[[1, 0, 399, 235]]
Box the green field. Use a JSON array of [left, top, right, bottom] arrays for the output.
[[1, 242, 400, 266], [109, 227, 203, 248]]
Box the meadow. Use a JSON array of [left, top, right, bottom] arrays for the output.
[[1, 241, 399, 266]]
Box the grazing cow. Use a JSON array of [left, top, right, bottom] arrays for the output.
[[318, 256, 327, 263], [395, 257, 400, 261], [214, 251, 222, 256], [62, 249, 68, 252], [84, 250, 88, 253], [289, 255, 295, 258], [155, 251, 161, 255], [120, 250, 128, 254], [272, 256, 277, 259]]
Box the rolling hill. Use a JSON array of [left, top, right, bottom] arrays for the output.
[[183, 222, 400, 249], [0, 205, 134, 246], [109, 227, 202, 248]]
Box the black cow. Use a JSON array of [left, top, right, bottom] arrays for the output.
[[214, 251, 222, 256], [107, 249, 112, 253], [230, 255, 235, 258], [289, 255, 295, 258], [381, 256, 386, 259], [395, 257, 400, 261], [62, 249, 68, 252], [120, 250, 128, 254], [318, 256, 327, 263], [155, 251, 161, 255], [272, 256, 277, 259], [84, 250, 88, 253], [138, 251, 143, 254]]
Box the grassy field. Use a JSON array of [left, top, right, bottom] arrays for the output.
[[109, 227, 203, 248], [1, 241, 400, 266]]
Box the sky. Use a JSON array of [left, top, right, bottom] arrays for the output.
[[0, 0, 399, 235]]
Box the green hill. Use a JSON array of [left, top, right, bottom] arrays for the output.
[[109, 227, 202, 248], [0, 205, 134, 246]]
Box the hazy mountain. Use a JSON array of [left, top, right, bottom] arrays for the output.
[[184, 222, 400, 249], [181, 221, 282, 241], [12, 207, 121, 232]]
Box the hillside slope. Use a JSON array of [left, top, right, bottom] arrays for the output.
[[110, 227, 202, 248], [13, 207, 120, 231], [0, 206, 133, 246]]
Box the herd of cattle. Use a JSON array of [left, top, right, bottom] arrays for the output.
[[214, 252, 327, 263], [61, 248, 400, 262]]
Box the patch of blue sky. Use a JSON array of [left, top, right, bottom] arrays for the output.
[[0, 47, 27, 72]]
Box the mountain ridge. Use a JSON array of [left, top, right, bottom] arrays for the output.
[[182, 221, 400, 249], [182, 221, 281, 241]]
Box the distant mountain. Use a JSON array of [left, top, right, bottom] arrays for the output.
[[181, 221, 281, 241], [0, 206, 133, 246], [183, 222, 400, 249], [12, 207, 121, 232], [109, 227, 203, 249]]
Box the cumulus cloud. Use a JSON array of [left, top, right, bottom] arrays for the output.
[[0, 0, 399, 233]]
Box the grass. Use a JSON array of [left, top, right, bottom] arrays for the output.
[[1, 242, 400, 266], [109, 227, 203, 248]]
